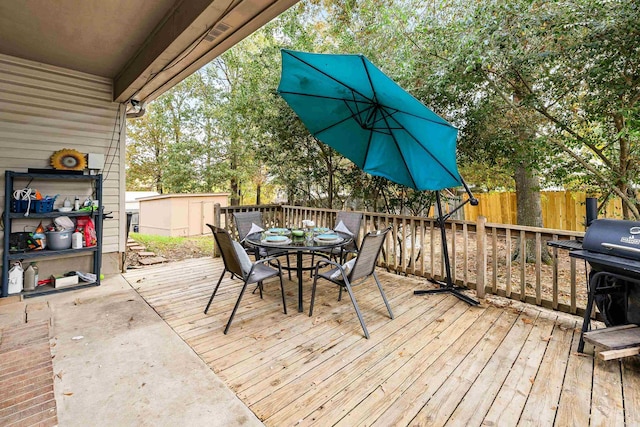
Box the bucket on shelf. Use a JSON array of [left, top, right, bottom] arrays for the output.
[[45, 230, 72, 250]]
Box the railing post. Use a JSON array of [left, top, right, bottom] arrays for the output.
[[476, 215, 487, 299], [213, 203, 221, 257], [214, 203, 221, 227]]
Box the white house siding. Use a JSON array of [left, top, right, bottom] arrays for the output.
[[0, 53, 125, 274]]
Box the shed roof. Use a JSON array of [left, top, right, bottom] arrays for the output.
[[138, 193, 230, 201]]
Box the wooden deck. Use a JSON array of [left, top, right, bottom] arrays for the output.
[[123, 257, 640, 426]]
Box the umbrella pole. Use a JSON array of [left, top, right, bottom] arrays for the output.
[[414, 192, 479, 306]]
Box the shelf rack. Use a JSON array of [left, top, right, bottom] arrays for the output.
[[2, 171, 103, 298]]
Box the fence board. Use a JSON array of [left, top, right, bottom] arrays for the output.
[[464, 191, 623, 231]]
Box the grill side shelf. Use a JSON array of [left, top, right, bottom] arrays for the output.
[[583, 325, 640, 360], [547, 239, 583, 251]]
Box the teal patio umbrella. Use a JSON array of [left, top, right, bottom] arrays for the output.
[[277, 49, 462, 192], [278, 49, 479, 305]]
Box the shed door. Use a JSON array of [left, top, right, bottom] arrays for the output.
[[188, 200, 215, 236]]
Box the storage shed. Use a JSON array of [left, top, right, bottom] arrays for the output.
[[138, 193, 229, 237]]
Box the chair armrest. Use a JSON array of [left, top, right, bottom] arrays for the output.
[[314, 258, 342, 270], [246, 256, 282, 277], [313, 258, 349, 282], [254, 256, 282, 267]]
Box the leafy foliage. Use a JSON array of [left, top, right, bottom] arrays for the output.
[[126, 0, 640, 219]]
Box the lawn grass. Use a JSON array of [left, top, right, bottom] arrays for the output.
[[129, 232, 213, 258]]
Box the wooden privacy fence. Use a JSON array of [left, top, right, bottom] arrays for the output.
[[462, 191, 623, 231], [212, 204, 590, 317]]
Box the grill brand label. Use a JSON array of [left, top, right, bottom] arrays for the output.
[[621, 235, 640, 245], [621, 226, 640, 245]]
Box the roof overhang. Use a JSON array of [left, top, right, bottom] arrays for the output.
[[0, 0, 299, 104]]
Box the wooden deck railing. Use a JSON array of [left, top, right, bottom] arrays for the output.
[[213, 204, 589, 316]]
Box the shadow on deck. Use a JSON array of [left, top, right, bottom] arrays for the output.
[[123, 257, 640, 426]]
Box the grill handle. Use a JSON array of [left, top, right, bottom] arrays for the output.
[[601, 242, 640, 254]]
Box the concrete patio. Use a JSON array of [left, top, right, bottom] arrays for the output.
[[0, 270, 261, 426]]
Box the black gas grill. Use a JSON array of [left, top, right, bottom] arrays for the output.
[[557, 219, 640, 352]]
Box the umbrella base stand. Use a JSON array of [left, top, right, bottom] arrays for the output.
[[413, 191, 479, 306], [414, 280, 479, 306]]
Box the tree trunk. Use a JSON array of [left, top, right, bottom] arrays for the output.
[[612, 112, 640, 219], [515, 162, 544, 228], [287, 187, 295, 205], [230, 177, 239, 206], [155, 168, 163, 194], [230, 154, 239, 206], [256, 183, 261, 206], [512, 162, 551, 263]]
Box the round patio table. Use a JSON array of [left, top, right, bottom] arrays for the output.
[[245, 230, 352, 312]]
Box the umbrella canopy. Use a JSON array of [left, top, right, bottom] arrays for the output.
[[277, 49, 462, 191]]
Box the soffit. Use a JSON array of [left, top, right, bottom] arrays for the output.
[[0, 0, 299, 103]]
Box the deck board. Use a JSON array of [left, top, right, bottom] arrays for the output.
[[554, 334, 594, 427], [445, 310, 539, 426], [123, 257, 640, 426], [592, 356, 625, 426], [518, 320, 575, 426], [409, 309, 519, 426]]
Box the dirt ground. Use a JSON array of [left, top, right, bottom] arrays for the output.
[[126, 239, 212, 268]]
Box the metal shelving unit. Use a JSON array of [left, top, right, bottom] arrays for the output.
[[2, 171, 103, 298]]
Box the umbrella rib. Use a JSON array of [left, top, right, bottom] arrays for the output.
[[393, 109, 457, 129], [361, 56, 378, 104], [282, 50, 374, 102], [373, 103, 457, 129], [381, 106, 461, 185], [278, 91, 372, 105], [361, 126, 374, 170], [377, 108, 419, 190], [359, 54, 455, 130], [279, 94, 455, 130], [312, 104, 376, 136]]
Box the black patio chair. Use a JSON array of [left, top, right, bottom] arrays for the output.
[[233, 210, 291, 279], [233, 211, 265, 257], [204, 224, 287, 334], [310, 211, 363, 277], [309, 226, 394, 339], [331, 211, 364, 261]]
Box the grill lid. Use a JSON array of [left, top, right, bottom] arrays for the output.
[[583, 219, 640, 260]]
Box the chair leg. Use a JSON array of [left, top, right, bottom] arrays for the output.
[[224, 280, 250, 334], [252, 250, 261, 295], [343, 282, 370, 339], [286, 254, 292, 280], [373, 272, 394, 319], [205, 270, 226, 314], [278, 271, 287, 315], [309, 267, 320, 317], [257, 281, 264, 299]]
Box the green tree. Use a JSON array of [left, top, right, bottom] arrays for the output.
[[127, 78, 197, 193], [126, 101, 171, 192], [447, 0, 640, 218]]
